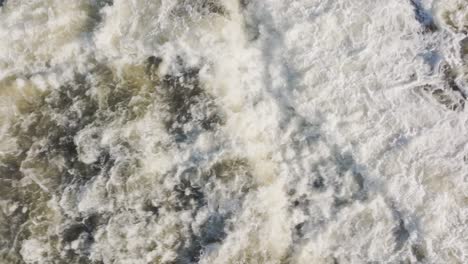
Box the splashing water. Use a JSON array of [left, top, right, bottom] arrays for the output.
[[0, 0, 467, 263]]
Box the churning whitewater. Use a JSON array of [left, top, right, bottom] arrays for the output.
[[0, 0, 467, 263]]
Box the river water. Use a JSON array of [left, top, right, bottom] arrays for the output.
[[0, 0, 467, 263]]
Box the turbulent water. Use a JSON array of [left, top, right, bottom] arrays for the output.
[[0, 0, 467, 263]]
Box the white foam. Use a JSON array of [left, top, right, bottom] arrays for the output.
[[0, 0, 466, 263]]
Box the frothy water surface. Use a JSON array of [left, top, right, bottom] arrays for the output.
[[0, 0, 467, 263]]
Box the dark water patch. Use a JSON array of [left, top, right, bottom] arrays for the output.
[[66, 150, 114, 187], [97, 0, 113, 7], [0, 155, 52, 257], [93, 63, 158, 121], [334, 151, 354, 175], [204, 158, 254, 197], [243, 14, 260, 41], [441, 64, 467, 100], [332, 150, 367, 202], [142, 200, 160, 215], [85, 0, 114, 32], [198, 158, 255, 233], [411, 243, 427, 262], [388, 205, 412, 253], [146, 56, 163, 81], [2, 59, 223, 262], [239, 0, 250, 9], [62, 249, 94, 264], [176, 237, 203, 263], [418, 63, 466, 111], [0, 203, 29, 256], [353, 172, 365, 192], [0, 63, 153, 262], [0, 184, 50, 262], [237, 0, 260, 41], [0, 253, 26, 264], [422, 84, 465, 111], [333, 197, 351, 209], [199, 0, 227, 16], [62, 223, 89, 243], [159, 65, 224, 142], [208, 158, 249, 180], [198, 213, 227, 245], [147, 56, 163, 68], [393, 219, 410, 252], [291, 194, 309, 209], [0, 156, 23, 183], [312, 176, 325, 189], [172, 0, 228, 17], [161, 68, 202, 114], [178, 213, 228, 262], [461, 37, 468, 56], [82, 213, 110, 232], [59, 213, 111, 263], [422, 51, 442, 73], [11, 77, 105, 190], [289, 195, 311, 241], [107, 85, 134, 113], [409, 0, 438, 33], [294, 222, 305, 237], [173, 178, 205, 211], [170, 158, 253, 262]]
